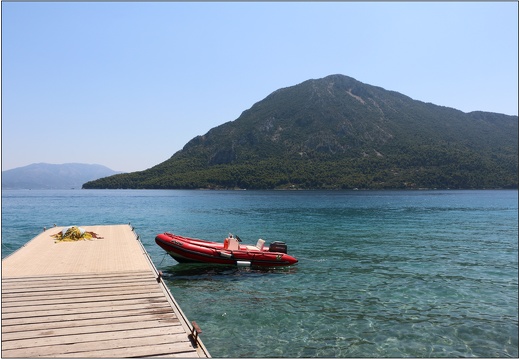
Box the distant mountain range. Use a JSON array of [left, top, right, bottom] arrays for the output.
[[84, 74, 518, 190], [2, 163, 123, 189]]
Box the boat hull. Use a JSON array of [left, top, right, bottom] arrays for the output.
[[155, 233, 298, 267]]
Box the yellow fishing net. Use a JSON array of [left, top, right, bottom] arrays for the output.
[[51, 226, 101, 243]]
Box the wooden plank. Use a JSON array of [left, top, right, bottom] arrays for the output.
[[2, 291, 166, 313], [2, 282, 157, 296], [2, 284, 163, 304], [2, 329, 192, 356], [2, 308, 175, 331], [1, 322, 185, 350], [1, 333, 196, 358], [2, 274, 154, 286], [3, 274, 155, 286], [56, 342, 201, 358], [2, 270, 152, 284], [1, 286, 161, 302], [2, 317, 184, 341], [2, 310, 178, 334], [2, 284, 162, 300], [1, 298, 169, 319], [2, 274, 154, 289]]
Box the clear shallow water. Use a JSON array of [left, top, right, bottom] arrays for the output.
[[1, 189, 518, 357]]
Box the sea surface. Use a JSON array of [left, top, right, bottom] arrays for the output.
[[1, 189, 518, 357]]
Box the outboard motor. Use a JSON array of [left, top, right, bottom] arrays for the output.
[[269, 241, 287, 254]]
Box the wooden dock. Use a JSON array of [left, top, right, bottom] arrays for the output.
[[2, 224, 211, 358]]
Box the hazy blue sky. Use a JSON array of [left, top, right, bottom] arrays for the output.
[[2, 2, 518, 172]]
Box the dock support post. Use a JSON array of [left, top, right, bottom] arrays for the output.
[[189, 321, 202, 347]]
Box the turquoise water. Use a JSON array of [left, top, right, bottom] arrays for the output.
[[1, 189, 518, 357]]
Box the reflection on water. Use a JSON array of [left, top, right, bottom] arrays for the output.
[[163, 262, 299, 281]]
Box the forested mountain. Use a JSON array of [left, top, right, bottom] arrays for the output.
[[2, 163, 122, 189], [83, 74, 518, 190]]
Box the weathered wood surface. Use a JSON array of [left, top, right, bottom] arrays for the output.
[[2, 225, 150, 276], [2, 224, 210, 358]]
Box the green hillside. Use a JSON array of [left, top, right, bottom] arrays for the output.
[[84, 74, 518, 190]]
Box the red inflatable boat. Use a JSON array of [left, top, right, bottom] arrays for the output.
[[155, 232, 298, 268]]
